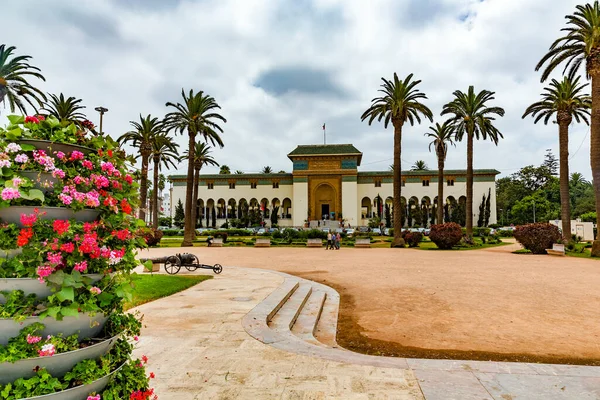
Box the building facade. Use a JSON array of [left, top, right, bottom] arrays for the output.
[[169, 144, 499, 228]]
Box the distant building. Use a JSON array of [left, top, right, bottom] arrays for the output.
[[169, 144, 499, 228]]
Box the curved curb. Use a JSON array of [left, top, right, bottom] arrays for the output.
[[239, 266, 600, 377]]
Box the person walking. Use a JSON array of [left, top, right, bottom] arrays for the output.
[[335, 232, 341, 250], [326, 232, 332, 250]]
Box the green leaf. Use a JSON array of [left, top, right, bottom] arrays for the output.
[[19, 143, 36, 151], [6, 127, 22, 140], [26, 189, 45, 203], [7, 115, 24, 125], [136, 219, 147, 227], [143, 260, 153, 271], [46, 117, 61, 128], [46, 307, 61, 319], [47, 270, 65, 285], [56, 286, 74, 302], [61, 305, 79, 317]]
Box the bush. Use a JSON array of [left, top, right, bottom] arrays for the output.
[[161, 229, 182, 236], [513, 223, 561, 254], [143, 228, 164, 247], [497, 229, 514, 237], [463, 227, 491, 237], [401, 230, 422, 248], [213, 231, 229, 242], [429, 223, 463, 250]]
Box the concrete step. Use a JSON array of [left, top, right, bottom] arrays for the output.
[[314, 288, 341, 348], [291, 288, 327, 343], [268, 283, 312, 332], [266, 279, 300, 322]]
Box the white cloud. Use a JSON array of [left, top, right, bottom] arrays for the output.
[[1, 0, 592, 179]]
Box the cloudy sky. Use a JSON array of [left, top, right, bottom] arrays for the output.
[[1, 0, 593, 178]]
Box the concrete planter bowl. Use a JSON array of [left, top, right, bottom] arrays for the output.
[[24, 362, 125, 400], [18, 139, 94, 156], [0, 248, 22, 259], [0, 334, 119, 384], [0, 313, 108, 346], [19, 171, 60, 190], [0, 274, 104, 304], [0, 206, 100, 227]]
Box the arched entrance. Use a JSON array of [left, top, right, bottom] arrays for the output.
[[313, 183, 337, 220]]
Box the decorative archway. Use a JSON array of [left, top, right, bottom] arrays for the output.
[[311, 182, 338, 220], [361, 197, 372, 219]]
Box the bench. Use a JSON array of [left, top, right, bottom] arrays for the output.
[[306, 238, 323, 248], [255, 238, 271, 247], [354, 238, 371, 248], [546, 243, 565, 256], [210, 238, 224, 247]]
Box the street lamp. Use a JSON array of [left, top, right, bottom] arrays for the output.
[[532, 200, 536, 223], [94, 106, 108, 135], [499, 208, 503, 226]]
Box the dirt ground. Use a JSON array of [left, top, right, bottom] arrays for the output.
[[143, 240, 600, 365]]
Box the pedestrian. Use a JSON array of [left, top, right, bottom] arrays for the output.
[[335, 232, 341, 250], [318, 220, 320, 227], [326, 232, 332, 250]]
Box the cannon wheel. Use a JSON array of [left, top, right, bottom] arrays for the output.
[[213, 264, 223, 274], [164, 256, 181, 275], [185, 255, 200, 271]]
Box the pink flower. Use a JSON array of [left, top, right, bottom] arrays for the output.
[[82, 160, 93, 170], [12, 177, 22, 187], [134, 335, 139, 341], [0, 159, 11, 168], [70, 151, 84, 161], [14, 153, 28, 163], [52, 169, 65, 179], [90, 286, 102, 295], [73, 261, 88, 272], [55, 151, 66, 160], [87, 396, 101, 400], [26, 334, 42, 344], [1, 187, 20, 201], [36, 265, 55, 283], [6, 143, 21, 153], [125, 174, 133, 184], [47, 252, 63, 266], [58, 193, 73, 205], [38, 343, 56, 357]]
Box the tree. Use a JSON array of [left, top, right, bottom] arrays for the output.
[[278, 170, 286, 173], [234, 170, 244, 174], [41, 93, 86, 124], [411, 160, 428, 170], [477, 193, 486, 227], [150, 134, 179, 228], [442, 86, 505, 241], [523, 76, 591, 240], [118, 114, 164, 223], [262, 166, 273, 174], [425, 121, 455, 224], [174, 199, 185, 228], [543, 149, 559, 176], [219, 165, 230, 174], [361, 73, 433, 247], [0, 44, 46, 114], [484, 188, 491, 227], [185, 143, 219, 230], [384, 203, 391, 228], [536, 1, 600, 254], [164, 89, 225, 246], [270, 206, 279, 225]]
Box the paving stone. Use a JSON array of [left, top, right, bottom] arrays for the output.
[[413, 370, 494, 400]]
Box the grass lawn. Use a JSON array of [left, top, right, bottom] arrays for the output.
[[124, 274, 212, 310], [417, 238, 509, 251], [512, 243, 600, 259]]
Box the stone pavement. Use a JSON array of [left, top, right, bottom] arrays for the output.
[[132, 265, 600, 399]]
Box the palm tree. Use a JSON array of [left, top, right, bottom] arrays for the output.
[[150, 134, 180, 229], [164, 89, 225, 247], [425, 121, 455, 224], [41, 93, 86, 124], [411, 160, 429, 171], [441, 86, 505, 241], [219, 165, 231, 174], [234, 170, 244, 174], [185, 143, 219, 230], [0, 45, 46, 114], [118, 114, 164, 223], [523, 76, 591, 240], [262, 166, 273, 174], [361, 73, 433, 247]]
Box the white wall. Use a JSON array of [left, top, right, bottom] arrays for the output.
[[341, 181, 358, 227], [292, 182, 308, 227]]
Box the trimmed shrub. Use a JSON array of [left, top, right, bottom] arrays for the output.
[[161, 229, 183, 236], [213, 231, 229, 242], [402, 230, 423, 248], [497, 229, 514, 237], [143, 228, 164, 247], [429, 223, 463, 250], [513, 223, 560, 254]]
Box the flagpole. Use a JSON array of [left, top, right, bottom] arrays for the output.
[[323, 123, 326, 144]]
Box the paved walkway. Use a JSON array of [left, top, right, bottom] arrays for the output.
[[133, 265, 600, 399]]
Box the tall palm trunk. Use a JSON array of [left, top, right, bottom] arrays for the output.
[[182, 129, 196, 247], [557, 115, 572, 241], [152, 154, 160, 229], [591, 71, 600, 256], [437, 153, 444, 224], [465, 128, 474, 242], [139, 150, 150, 223], [191, 166, 200, 231], [392, 119, 405, 247]]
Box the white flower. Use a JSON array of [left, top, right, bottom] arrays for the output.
[[6, 143, 22, 153]]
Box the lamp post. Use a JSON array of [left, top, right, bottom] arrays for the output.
[[532, 200, 536, 223], [94, 106, 108, 135], [499, 208, 503, 226]]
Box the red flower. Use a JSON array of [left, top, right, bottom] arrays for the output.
[[20, 212, 38, 227], [142, 355, 148, 364], [108, 150, 113, 157], [103, 196, 117, 207], [17, 228, 34, 247], [112, 229, 131, 241], [125, 174, 133, 184], [24, 116, 40, 124], [149, 372, 155, 379], [53, 220, 70, 235], [60, 242, 75, 253], [121, 198, 132, 215], [36, 115, 46, 121]]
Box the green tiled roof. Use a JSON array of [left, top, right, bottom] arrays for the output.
[[169, 173, 292, 181], [287, 144, 362, 157]]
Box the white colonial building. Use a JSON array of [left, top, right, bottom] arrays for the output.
[[169, 144, 499, 228]]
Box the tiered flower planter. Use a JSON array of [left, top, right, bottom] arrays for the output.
[[0, 115, 152, 398]]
